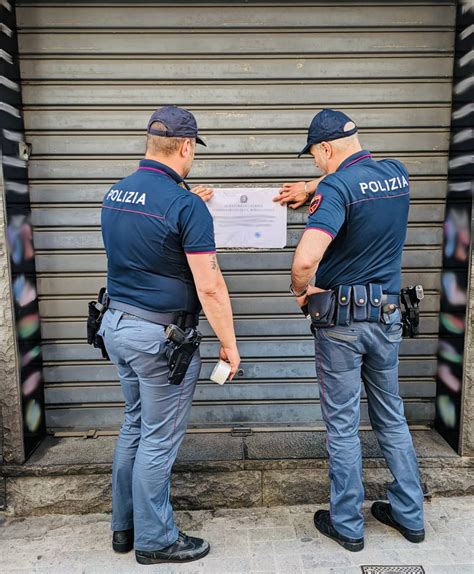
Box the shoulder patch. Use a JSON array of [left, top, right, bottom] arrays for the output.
[[308, 194, 322, 215]]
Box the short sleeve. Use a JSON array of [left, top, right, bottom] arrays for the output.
[[305, 181, 346, 238], [177, 194, 216, 254], [385, 159, 410, 180]]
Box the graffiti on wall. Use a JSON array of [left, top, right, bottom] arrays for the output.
[[435, 0, 473, 451], [1, 0, 45, 457]]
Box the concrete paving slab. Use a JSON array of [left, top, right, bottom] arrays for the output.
[[0, 496, 473, 574]]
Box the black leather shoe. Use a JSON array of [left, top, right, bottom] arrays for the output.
[[135, 531, 210, 565], [112, 528, 134, 553], [371, 501, 425, 543], [313, 510, 364, 552]]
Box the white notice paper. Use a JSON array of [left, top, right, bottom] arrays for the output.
[[207, 188, 287, 249]]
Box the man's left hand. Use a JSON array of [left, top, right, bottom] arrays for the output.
[[273, 182, 308, 209], [192, 185, 214, 202]]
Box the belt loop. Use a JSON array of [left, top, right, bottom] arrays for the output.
[[176, 311, 187, 330], [110, 309, 123, 329]]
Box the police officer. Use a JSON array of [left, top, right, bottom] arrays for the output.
[[286, 109, 425, 551], [99, 105, 240, 565]]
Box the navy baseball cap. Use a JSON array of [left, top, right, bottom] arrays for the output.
[[298, 109, 358, 157], [147, 105, 206, 146]]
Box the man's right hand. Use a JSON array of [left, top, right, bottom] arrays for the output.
[[186, 252, 239, 381], [219, 345, 241, 380]]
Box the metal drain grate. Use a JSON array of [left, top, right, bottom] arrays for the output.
[[361, 567, 425, 574]]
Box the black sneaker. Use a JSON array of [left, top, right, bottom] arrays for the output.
[[371, 501, 425, 543], [112, 528, 134, 553], [135, 531, 210, 565], [313, 510, 364, 552]]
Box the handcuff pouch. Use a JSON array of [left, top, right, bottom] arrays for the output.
[[307, 290, 336, 328]]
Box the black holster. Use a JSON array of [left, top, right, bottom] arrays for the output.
[[86, 287, 110, 359], [165, 318, 202, 385], [401, 285, 424, 338]]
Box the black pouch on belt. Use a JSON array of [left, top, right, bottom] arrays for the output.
[[307, 290, 336, 328], [367, 283, 383, 322], [336, 285, 352, 326], [352, 285, 368, 321]]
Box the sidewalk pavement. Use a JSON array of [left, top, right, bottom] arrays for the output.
[[0, 496, 472, 574]]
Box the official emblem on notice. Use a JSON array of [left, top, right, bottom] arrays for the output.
[[308, 194, 322, 215]]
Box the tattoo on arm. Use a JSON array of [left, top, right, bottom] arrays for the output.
[[209, 254, 219, 271]]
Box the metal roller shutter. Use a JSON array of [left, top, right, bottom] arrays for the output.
[[16, 1, 456, 431]]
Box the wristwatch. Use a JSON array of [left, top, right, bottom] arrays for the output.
[[289, 283, 308, 297], [304, 181, 310, 199]]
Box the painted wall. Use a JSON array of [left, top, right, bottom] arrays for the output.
[[435, 0, 473, 451], [1, 0, 45, 458]]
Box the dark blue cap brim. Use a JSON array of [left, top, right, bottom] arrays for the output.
[[148, 127, 207, 146], [297, 142, 313, 158], [297, 125, 359, 157]]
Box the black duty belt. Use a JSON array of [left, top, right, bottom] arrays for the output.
[[108, 300, 199, 328], [307, 284, 401, 329]]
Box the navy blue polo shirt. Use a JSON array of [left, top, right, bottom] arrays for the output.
[[306, 150, 410, 293], [101, 159, 216, 314]]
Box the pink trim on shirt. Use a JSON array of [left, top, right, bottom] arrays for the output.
[[102, 205, 165, 220], [304, 227, 335, 240], [346, 190, 409, 207], [343, 153, 372, 169], [138, 166, 169, 176], [185, 250, 217, 255]]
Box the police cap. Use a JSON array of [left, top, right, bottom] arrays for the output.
[[298, 109, 358, 157], [147, 105, 206, 146]]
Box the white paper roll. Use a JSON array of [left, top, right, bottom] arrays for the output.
[[210, 359, 232, 385]]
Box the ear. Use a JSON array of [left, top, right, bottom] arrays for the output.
[[322, 141, 332, 158], [179, 138, 191, 158]]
